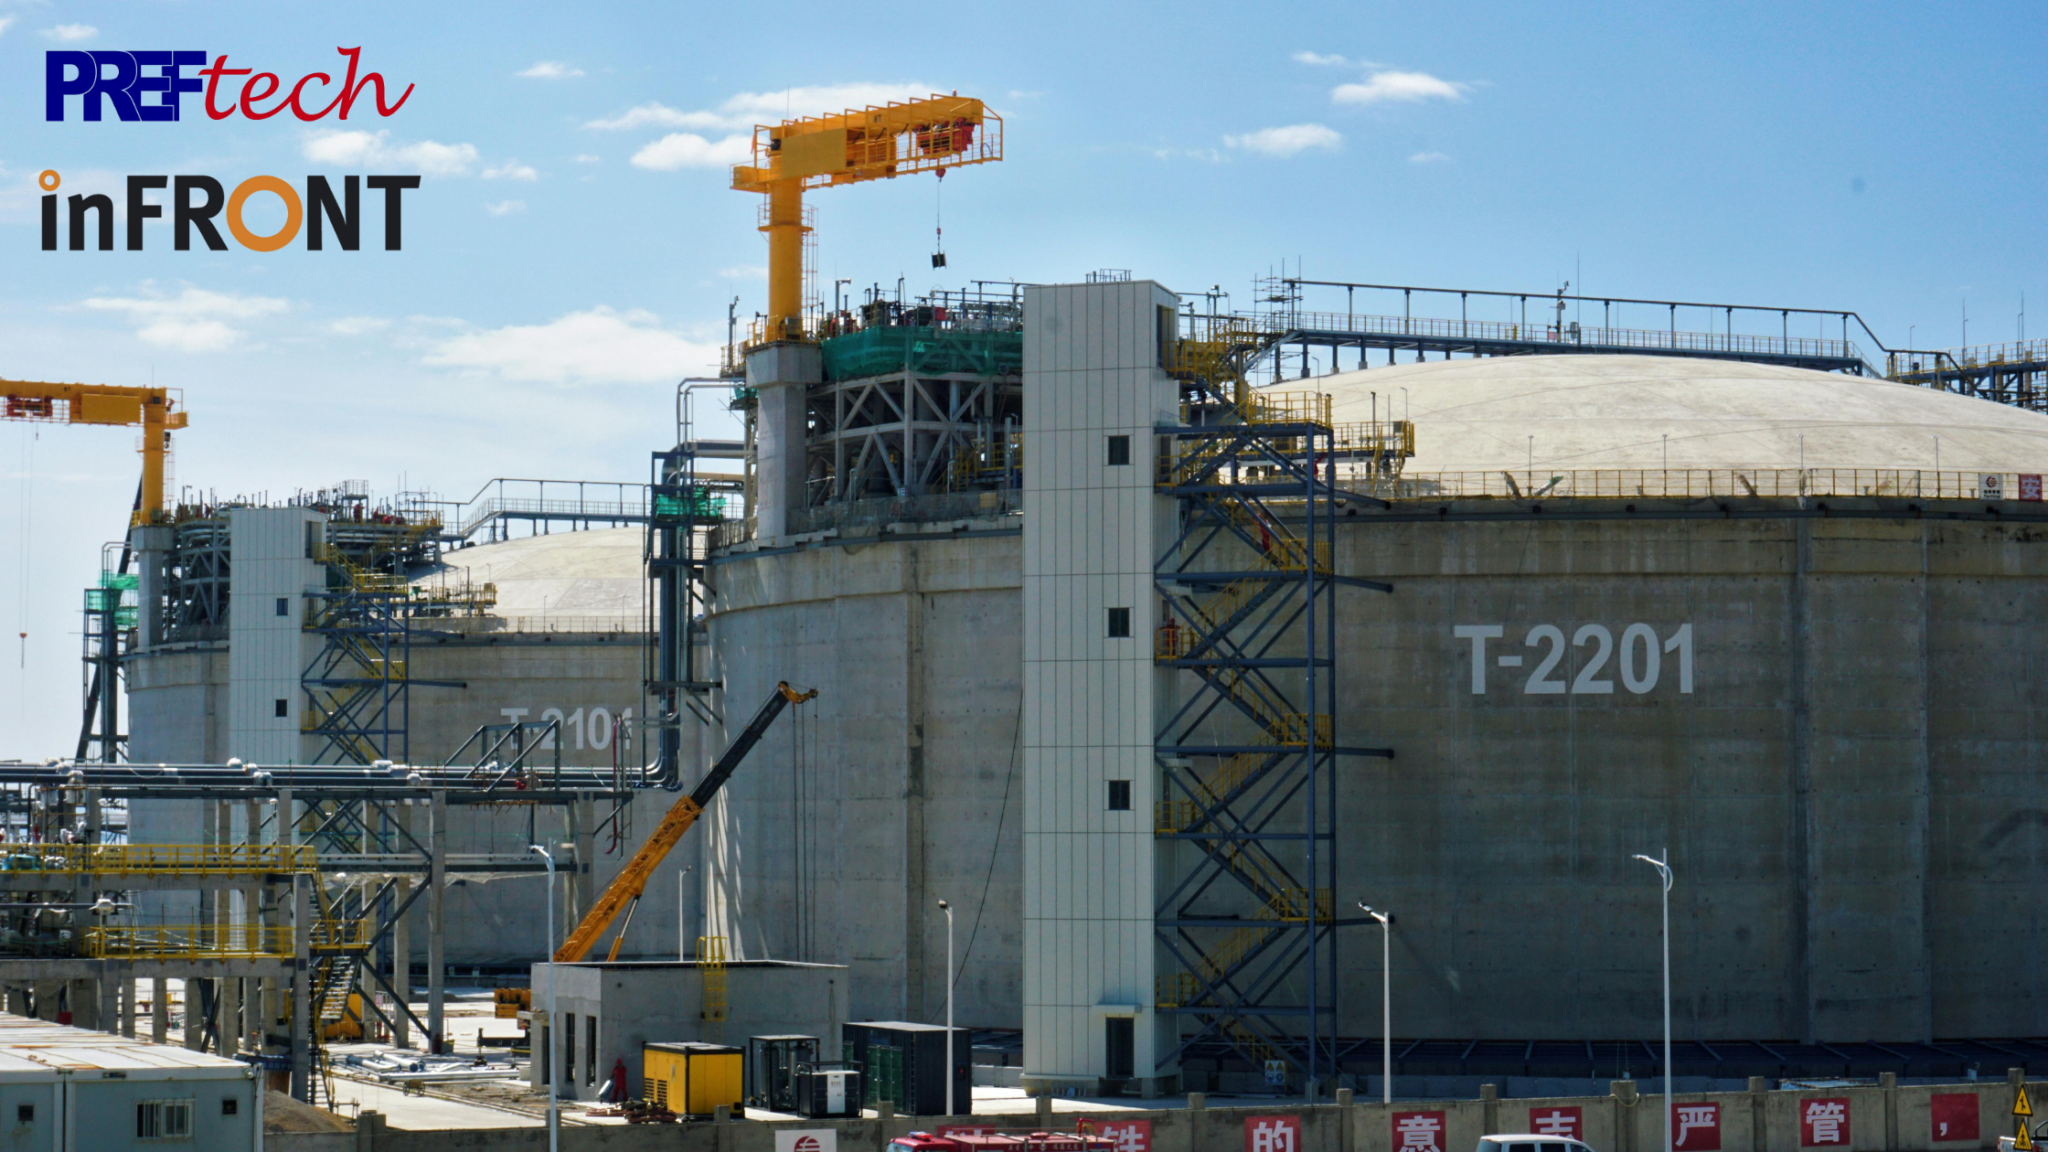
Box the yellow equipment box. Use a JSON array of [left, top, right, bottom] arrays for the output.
[[643, 1042, 744, 1119], [494, 988, 532, 1019]]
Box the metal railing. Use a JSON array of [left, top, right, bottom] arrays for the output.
[[1357, 468, 2045, 501], [1269, 309, 1861, 363], [0, 843, 318, 875], [428, 615, 644, 635], [86, 924, 295, 960]]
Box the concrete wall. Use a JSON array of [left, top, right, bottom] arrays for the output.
[[1343, 506, 2048, 1043], [706, 499, 2048, 1052], [705, 529, 1024, 1031], [527, 960, 846, 1102], [274, 1073, 2043, 1152]]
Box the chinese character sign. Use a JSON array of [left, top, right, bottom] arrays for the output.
[[1673, 1102, 1722, 1151], [1093, 1120, 1152, 1152], [1930, 1094, 1980, 1143], [1531, 1107, 1583, 1140], [1801, 1098, 1850, 1146], [1246, 1116, 1300, 1152], [2021, 474, 2044, 502], [1392, 1110, 1447, 1152]]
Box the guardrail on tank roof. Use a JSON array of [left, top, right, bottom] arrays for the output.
[[1355, 468, 2046, 501]]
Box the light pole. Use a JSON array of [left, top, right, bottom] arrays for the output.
[[1358, 902, 1392, 1104], [937, 899, 955, 1117], [531, 844, 558, 1152], [1633, 853, 1673, 1152]]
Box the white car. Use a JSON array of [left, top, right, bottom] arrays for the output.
[[1476, 1136, 1598, 1152]]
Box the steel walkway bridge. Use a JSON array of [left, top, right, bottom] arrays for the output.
[[1241, 278, 1883, 376]]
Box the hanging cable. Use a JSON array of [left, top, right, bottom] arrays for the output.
[[931, 168, 947, 268]]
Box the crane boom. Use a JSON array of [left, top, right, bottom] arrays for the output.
[[554, 681, 817, 963], [731, 94, 1002, 343], [1, 379, 187, 522]]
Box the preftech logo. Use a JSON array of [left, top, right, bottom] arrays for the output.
[[46, 46, 413, 122]]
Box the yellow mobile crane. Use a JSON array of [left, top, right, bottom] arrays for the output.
[[556, 682, 817, 963], [732, 94, 1002, 344], [1, 379, 186, 523]]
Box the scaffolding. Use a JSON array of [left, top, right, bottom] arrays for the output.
[[1150, 317, 1390, 1092]]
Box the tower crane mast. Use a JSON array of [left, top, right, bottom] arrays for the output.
[[1, 379, 187, 522]]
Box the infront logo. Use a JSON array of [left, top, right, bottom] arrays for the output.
[[46, 47, 413, 122], [38, 170, 420, 252]]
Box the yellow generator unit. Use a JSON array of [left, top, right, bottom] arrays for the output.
[[494, 988, 532, 1020], [643, 1041, 744, 1119]]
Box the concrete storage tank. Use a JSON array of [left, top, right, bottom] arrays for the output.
[[125, 524, 701, 968], [707, 348, 2048, 1063]]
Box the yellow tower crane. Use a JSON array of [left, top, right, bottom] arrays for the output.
[[732, 94, 1003, 344], [1, 379, 187, 523]]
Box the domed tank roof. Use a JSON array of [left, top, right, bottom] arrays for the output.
[[1317, 354, 2048, 472], [414, 526, 643, 620]]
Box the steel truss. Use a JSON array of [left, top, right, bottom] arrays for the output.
[[1152, 322, 1390, 1093]]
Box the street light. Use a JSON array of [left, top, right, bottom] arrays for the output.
[[1633, 853, 1674, 1152], [1357, 902, 1393, 1104], [937, 899, 955, 1117], [531, 844, 558, 1152]]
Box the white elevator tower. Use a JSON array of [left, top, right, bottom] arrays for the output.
[[1020, 278, 1183, 1094]]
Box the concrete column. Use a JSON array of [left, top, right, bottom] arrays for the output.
[[427, 790, 446, 1054], [290, 873, 311, 1101], [120, 978, 136, 1038], [393, 792, 413, 1048], [391, 877, 411, 1049], [1748, 1076, 1767, 1152], [151, 978, 168, 1044], [744, 343, 823, 539], [183, 979, 204, 1050], [220, 976, 242, 1055], [572, 795, 596, 927], [95, 975, 115, 1035], [1480, 1083, 1499, 1134]]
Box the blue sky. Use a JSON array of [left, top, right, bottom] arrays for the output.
[[2, 0, 2044, 753]]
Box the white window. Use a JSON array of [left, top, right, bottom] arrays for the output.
[[137, 1097, 194, 1140]]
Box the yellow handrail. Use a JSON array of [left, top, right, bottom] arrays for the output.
[[0, 843, 317, 875]]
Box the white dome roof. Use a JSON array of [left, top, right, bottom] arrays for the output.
[[415, 527, 643, 619], [1317, 354, 2048, 472]]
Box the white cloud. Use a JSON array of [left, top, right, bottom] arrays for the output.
[[79, 286, 289, 352], [423, 307, 719, 385], [1408, 151, 1452, 164], [517, 61, 583, 80], [41, 23, 96, 42], [0, 17, 17, 39], [573, 154, 601, 164], [483, 200, 526, 216], [301, 130, 480, 177], [718, 266, 767, 280], [1223, 123, 1342, 158], [328, 316, 391, 336], [1293, 51, 1349, 66], [1331, 70, 1469, 105], [586, 82, 933, 133], [482, 160, 538, 181], [630, 133, 752, 171]]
